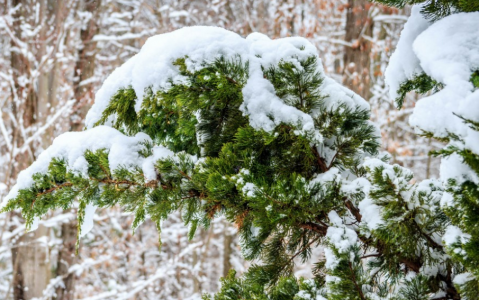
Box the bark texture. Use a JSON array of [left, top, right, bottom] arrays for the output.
[[54, 221, 78, 300], [12, 225, 50, 300], [343, 0, 374, 100], [71, 0, 102, 131]]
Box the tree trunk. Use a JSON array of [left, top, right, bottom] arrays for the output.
[[343, 0, 374, 100], [9, 2, 49, 299], [54, 221, 78, 300], [71, 0, 102, 131], [10, 1, 67, 298], [222, 221, 233, 278], [12, 225, 50, 300]]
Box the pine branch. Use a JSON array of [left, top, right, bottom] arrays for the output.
[[348, 261, 366, 300]]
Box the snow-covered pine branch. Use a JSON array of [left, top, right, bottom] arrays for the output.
[[2, 24, 466, 299], [382, 1, 479, 298]]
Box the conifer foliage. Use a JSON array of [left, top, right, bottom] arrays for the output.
[[382, 0, 479, 299], [2, 1, 479, 297]]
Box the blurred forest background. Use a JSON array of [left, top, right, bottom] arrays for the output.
[[0, 0, 442, 299]]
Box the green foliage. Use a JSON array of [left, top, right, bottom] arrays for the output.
[[471, 70, 479, 89], [204, 270, 324, 300], [399, 28, 479, 295], [96, 56, 249, 156], [373, 0, 479, 20], [2, 49, 385, 298], [4, 22, 475, 298], [394, 73, 442, 109]]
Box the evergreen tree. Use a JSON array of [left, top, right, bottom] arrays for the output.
[[373, 0, 479, 20], [380, 0, 479, 299], [1, 5, 477, 296]]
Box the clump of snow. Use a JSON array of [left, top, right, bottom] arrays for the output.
[[387, 9, 479, 169], [324, 247, 339, 269], [385, 4, 430, 101], [328, 211, 343, 227], [440, 192, 454, 207], [2, 126, 174, 206], [440, 153, 479, 185], [80, 203, 97, 237], [358, 197, 383, 230], [341, 177, 371, 195], [309, 168, 340, 191], [28, 216, 40, 232], [325, 225, 357, 268], [410, 12, 479, 141], [443, 225, 471, 247], [231, 169, 257, 198], [242, 183, 256, 198], [86, 26, 369, 142], [453, 272, 474, 285], [142, 146, 176, 181]]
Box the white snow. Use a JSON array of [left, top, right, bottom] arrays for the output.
[[80, 203, 97, 237], [440, 153, 479, 185], [440, 192, 454, 207], [443, 225, 471, 246], [409, 12, 479, 141], [453, 272, 474, 285], [3, 126, 174, 206], [358, 196, 383, 230], [28, 216, 40, 232], [328, 211, 342, 227], [387, 10, 479, 183], [325, 225, 358, 270], [341, 177, 371, 195], [385, 4, 430, 101], [141, 146, 176, 181], [86, 26, 369, 142]]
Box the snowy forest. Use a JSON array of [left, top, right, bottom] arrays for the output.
[[1, 0, 478, 299]]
